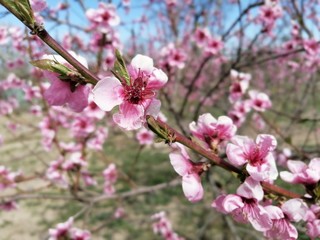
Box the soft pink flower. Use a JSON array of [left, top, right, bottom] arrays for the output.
[[92, 54, 168, 130], [263, 205, 298, 240], [212, 177, 272, 231], [204, 36, 224, 55], [194, 28, 211, 48], [30, 0, 47, 12], [280, 158, 320, 184], [0, 200, 17, 211], [248, 90, 272, 112], [103, 163, 117, 184], [48, 217, 73, 240], [42, 52, 90, 112], [226, 134, 278, 182], [136, 127, 154, 145], [70, 228, 91, 240], [62, 152, 87, 171], [169, 143, 204, 202], [86, 3, 120, 33], [189, 113, 237, 149], [307, 219, 320, 240], [0, 27, 8, 45], [160, 43, 187, 69], [229, 69, 251, 102]]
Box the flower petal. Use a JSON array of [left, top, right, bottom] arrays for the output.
[[92, 77, 123, 111]]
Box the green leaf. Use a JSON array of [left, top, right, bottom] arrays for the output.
[[30, 59, 72, 75], [113, 49, 130, 85]]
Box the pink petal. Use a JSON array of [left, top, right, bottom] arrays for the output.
[[221, 194, 244, 212], [281, 199, 308, 222], [169, 152, 192, 176], [113, 102, 144, 130], [147, 69, 168, 89], [236, 177, 264, 201], [226, 143, 247, 166], [92, 77, 123, 111], [182, 174, 203, 202], [286, 160, 307, 173], [67, 85, 90, 112], [131, 54, 154, 74]]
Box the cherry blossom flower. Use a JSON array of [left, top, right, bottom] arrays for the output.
[[103, 163, 117, 195], [160, 43, 187, 69], [136, 127, 154, 145], [48, 218, 91, 240], [169, 143, 204, 202], [194, 28, 211, 48], [248, 90, 272, 112], [151, 211, 185, 240], [212, 177, 272, 232], [229, 69, 251, 103], [92, 54, 168, 130], [0, 27, 8, 45], [189, 113, 236, 150], [280, 158, 320, 185], [42, 52, 90, 112], [0, 200, 17, 211], [226, 134, 278, 182], [204, 36, 224, 55], [48, 217, 74, 240], [86, 3, 120, 33], [305, 204, 320, 240], [263, 199, 307, 240], [0, 166, 20, 190], [30, 0, 47, 12]]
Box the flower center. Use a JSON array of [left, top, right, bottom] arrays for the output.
[[124, 72, 155, 104]]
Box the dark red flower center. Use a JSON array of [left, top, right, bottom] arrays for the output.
[[123, 72, 155, 104]]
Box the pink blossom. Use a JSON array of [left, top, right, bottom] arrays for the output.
[[71, 116, 95, 139], [226, 134, 278, 182], [42, 52, 90, 112], [280, 158, 320, 184], [87, 127, 108, 150], [263, 205, 298, 240], [103, 163, 117, 195], [48, 217, 74, 240], [0, 27, 8, 45], [114, 207, 125, 219], [229, 69, 251, 103], [81, 171, 96, 186], [194, 28, 211, 48], [86, 3, 120, 33], [212, 177, 272, 231], [136, 127, 154, 145], [0, 166, 19, 190], [248, 90, 272, 112], [69, 228, 91, 240], [307, 219, 320, 240], [103, 163, 117, 184], [62, 152, 87, 171], [30, 0, 47, 12], [0, 200, 17, 211], [169, 143, 204, 202], [160, 43, 187, 69], [92, 54, 168, 130], [46, 157, 68, 188], [277, 147, 292, 167], [204, 36, 224, 55], [151, 211, 185, 240], [189, 113, 237, 150]]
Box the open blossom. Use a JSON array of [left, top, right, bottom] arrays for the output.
[[229, 69, 251, 103], [280, 158, 320, 184], [212, 177, 272, 232], [92, 54, 168, 130], [136, 127, 154, 145], [30, 0, 47, 12], [226, 134, 278, 182], [160, 43, 187, 69], [305, 205, 320, 239], [151, 211, 185, 240], [169, 143, 204, 202], [248, 90, 272, 112], [263, 199, 308, 240], [194, 28, 211, 48], [42, 52, 90, 112], [189, 113, 236, 150], [103, 163, 117, 195], [86, 3, 120, 33], [48, 218, 91, 240]]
